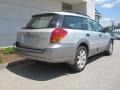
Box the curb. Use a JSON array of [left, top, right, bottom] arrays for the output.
[[0, 46, 13, 48], [0, 63, 8, 70]]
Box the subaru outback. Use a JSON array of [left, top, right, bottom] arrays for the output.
[[14, 11, 113, 72]]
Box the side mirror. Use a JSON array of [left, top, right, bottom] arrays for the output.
[[101, 27, 111, 33], [101, 28, 106, 33]]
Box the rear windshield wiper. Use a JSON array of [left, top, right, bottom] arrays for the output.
[[24, 26, 38, 29]]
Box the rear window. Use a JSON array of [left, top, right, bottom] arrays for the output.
[[24, 14, 59, 29]]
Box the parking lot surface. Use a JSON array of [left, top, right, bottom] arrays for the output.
[[0, 41, 120, 90]]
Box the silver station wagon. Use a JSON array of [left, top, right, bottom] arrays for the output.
[[14, 11, 113, 72]]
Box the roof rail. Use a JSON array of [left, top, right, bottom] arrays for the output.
[[62, 10, 90, 17]]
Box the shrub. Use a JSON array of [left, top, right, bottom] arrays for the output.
[[0, 47, 14, 55]]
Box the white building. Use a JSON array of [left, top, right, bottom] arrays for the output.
[[0, 0, 95, 47], [95, 9, 101, 23]]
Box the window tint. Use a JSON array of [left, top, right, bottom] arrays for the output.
[[62, 16, 102, 31], [62, 16, 84, 29]]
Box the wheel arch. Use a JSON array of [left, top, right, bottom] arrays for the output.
[[76, 39, 90, 56], [68, 39, 90, 65], [111, 38, 114, 44], [78, 42, 89, 55]]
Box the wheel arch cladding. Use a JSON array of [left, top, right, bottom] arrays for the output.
[[77, 41, 90, 56]]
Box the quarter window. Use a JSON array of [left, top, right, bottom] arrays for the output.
[[62, 16, 84, 30]]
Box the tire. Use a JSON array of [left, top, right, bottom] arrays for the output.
[[70, 46, 88, 72], [105, 41, 113, 56]]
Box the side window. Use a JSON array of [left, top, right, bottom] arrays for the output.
[[87, 19, 96, 31], [48, 15, 59, 28], [97, 23, 103, 32], [62, 16, 84, 29], [87, 19, 103, 32], [92, 20, 102, 32], [82, 19, 92, 30]]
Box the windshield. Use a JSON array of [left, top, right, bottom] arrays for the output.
[[24, 14, 59, 29]]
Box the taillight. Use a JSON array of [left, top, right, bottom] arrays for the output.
[[50, 28, 68, 43]]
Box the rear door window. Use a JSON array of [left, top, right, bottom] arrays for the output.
[[87, 19, 96, 31], [82, 18, 92, 30], [24, 14, 59, 29], [89, 20, 102, 32]]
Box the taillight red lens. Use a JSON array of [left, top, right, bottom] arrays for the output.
[[50, 28, 68, 43]]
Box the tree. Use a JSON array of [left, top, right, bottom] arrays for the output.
[[117, 23, 120, 29], [103, 26, 112, 32], [111, 20, 115, 31]]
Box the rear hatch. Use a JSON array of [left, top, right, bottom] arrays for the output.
[[17, 13, 60, 49]]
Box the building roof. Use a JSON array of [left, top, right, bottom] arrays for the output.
[[95, 9, 101, 17]]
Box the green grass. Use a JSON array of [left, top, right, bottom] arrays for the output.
[[0, 47, 14, 55], [0, 47, 14, 64], [0, 54, 3, 63]]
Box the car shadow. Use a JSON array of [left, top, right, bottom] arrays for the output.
[[87, 53, 105, 64], [7, 53, 106, 81], [7, 59, 74, 81]]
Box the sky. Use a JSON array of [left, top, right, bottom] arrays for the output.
[[95, 0, 120, 27]]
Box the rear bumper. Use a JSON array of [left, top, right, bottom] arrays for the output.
[[14, 43, 75, 64]]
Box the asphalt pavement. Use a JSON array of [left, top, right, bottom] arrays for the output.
[[0, 41, 120, 90]]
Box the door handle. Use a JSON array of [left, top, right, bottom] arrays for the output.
[[86, 33, 90, 37]]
